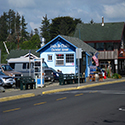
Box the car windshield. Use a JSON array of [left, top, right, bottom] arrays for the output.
[[50, 68, 57, 72], [2, 65, 13, 71], [42, 62, 48, 68], [0, 71, 5, 75]]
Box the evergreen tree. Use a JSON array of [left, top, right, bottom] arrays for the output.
[[7, 9, 15, 34], [15, 12, 21, 34], [30, 30, 33, 37], [40, 14, 50, 44], [0, 12, 8, 41], [21, 15, 28, 42], [90, 19, 94, 24], [34, 28, 39, 35]]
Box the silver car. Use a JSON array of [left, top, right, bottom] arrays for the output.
[[0, 71, 16, 87]]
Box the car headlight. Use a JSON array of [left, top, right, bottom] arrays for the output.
[[21, 74, 23, 77], [9, 73, 15, 77], [1, 78, 6, 82], [56, 73, 59, 76]]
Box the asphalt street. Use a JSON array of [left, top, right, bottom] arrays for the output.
[[0, 82, 125, 125]]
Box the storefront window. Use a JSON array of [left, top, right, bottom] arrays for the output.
[[88, 43, 95, 48], [96, 43, 104, 50], [56, 54, 64, 65], [105, 43, 113, 50], [66, 54, 74, 65]]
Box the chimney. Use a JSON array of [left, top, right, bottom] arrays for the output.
[[102, 16, 104, 26], [41, 37, 45, 47]]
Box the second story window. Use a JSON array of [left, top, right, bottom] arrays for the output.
[[105, 43, 114, 50], [96, 43, 104, 50]]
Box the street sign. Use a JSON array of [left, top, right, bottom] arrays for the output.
[[76, 48, 83, 86], [76, 48, 82, 59]]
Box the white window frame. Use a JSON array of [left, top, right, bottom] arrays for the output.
[[56, 54, 64, 66], [66, 54, 74, 65]]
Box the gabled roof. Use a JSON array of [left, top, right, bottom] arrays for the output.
[[37, 35, 97, 55], [74, 22, 125, 41], [60, 35, 97, 54], [7, 49, 39, 59]]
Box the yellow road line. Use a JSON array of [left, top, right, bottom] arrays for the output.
[[34, 102, 47, 106], [0, 93, 35, 102], [75, 93, 83, 97], [56, 97, 67, 101], [3, 108, 20, 113]]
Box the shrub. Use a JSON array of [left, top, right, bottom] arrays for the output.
[[112, 73, 122, 79]]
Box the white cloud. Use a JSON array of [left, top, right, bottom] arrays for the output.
[[8, 0, 36, 8], [1, 0, 125, 32], [103, 2, 125, 18]]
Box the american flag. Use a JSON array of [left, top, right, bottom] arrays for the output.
[[92, 52, 99, 66]]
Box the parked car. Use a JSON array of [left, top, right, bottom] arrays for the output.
[[0, 64, 23, 80], [43, 68, 54, 82], [49, 68, 63, 81], [0, 71, 16, 87]]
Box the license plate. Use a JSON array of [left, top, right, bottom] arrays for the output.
[[48, 77, 50, 80]]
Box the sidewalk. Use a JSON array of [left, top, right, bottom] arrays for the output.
[[0, 77, 125, 102]]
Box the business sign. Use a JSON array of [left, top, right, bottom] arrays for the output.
[[50, 42, 70, 52], [76, 48, 82, 59], [90, 66, 96, 74]]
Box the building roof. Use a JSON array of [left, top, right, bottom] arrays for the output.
[[74, 22, 125, 41], [37, 35, 97, 55], [60, 35, 97, 55], [7, 49, 39, 59]]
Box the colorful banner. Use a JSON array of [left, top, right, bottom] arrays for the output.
[[92, 52, 99, 66]]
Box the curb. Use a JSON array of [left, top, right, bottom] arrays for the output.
[[42, 79, 125, 95], [0, 93, 35, 102], [0, 79, 125, 102]]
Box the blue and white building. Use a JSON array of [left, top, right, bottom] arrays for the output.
[[37, 35, 97, 77]]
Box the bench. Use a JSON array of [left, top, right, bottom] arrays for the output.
[[59, 73, 85, 85], [20, 76, 36, 90]]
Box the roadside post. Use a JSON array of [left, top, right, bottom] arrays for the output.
[[34, 58, 44, 88], [41, 58, 44, 87], [76, 48, 83, 86]]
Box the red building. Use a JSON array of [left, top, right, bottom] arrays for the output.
[[74, 19, 125, 75]]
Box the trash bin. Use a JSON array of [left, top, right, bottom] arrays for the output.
[[15, 78, 20, 88]]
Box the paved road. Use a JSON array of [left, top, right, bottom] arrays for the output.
[[0, 82, 125, 125]]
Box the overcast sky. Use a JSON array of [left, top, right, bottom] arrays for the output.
[[0, 0, 125, 33]]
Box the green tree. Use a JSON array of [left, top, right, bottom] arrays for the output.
[[7, 9, 16, 34], [0, 12, 8, 42], [40, 14, 50, 44], [30, 30, 33, 37], [20, 34, 40, 49], [21, 15, 28, 42], [34, 28, 39, 35], [50, 16, 82, 39], [90, 19, 94, 24], [15, 12, 21, 34]]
